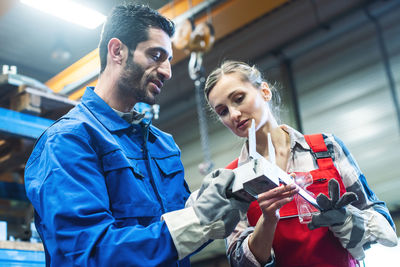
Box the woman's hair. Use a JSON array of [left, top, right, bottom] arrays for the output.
[[204, 60, 281, 120]]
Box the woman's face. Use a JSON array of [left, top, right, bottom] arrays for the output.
[[208, 73, 271, 138]]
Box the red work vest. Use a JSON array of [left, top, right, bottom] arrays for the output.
[[225, 134, 358, 267]]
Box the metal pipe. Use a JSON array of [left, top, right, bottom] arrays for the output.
[[281, 57, 303, 132], [364, 6, 400, 132]]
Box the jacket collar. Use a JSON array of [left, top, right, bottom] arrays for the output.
[[279, 124, 310, 151], [80, 87, 158, 137]]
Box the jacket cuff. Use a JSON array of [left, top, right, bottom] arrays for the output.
[[330, 205, 366, 259], [161, 207, 209, 259], [244, 234, 275, 267], [365, 208, 398, 247], [330, 206, 398, 261]]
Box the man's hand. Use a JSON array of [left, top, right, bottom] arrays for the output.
[[162, 167, 251, 259], [192, 168, 251, 238]]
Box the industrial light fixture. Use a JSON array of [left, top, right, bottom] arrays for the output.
[[20, 0, 106, 29]]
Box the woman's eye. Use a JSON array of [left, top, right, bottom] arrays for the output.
[[234, 95, 244, 103], [218, 108, 228, 116]]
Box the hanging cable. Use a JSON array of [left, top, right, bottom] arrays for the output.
[[188, 52, 214, 175], [173, 0, 216, 174]]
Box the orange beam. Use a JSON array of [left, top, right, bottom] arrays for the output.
[[158, 0, 206, 18], [46, 0, 289, 100], [46, 48, 100, 94]]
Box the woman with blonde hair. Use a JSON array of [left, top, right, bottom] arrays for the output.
[[204, 60, 397, 267]]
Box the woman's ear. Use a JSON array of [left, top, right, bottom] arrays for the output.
[[107, 38, 125, 65], [260, 82, 272, 101]]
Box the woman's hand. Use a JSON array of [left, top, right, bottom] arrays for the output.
[[248, 179, 299, 264], [257, 182, 299, 223]]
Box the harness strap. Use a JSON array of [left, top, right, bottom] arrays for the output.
[[304, 134, 334, 170]]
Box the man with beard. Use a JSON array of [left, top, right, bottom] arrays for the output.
[[24, 4, 251, 267]]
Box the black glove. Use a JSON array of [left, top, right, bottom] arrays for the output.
[[308, 178, 358, 230], [308, 179, 398, 261]]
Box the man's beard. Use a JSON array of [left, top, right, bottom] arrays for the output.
[[118, 52, 156, 105]]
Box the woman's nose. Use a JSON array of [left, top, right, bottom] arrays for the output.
[[230, 108, 241, 121]]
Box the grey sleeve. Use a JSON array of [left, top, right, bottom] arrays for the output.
[[226, 221, 275, 267]]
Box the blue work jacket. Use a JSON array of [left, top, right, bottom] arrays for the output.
[[25, 87, 191, 266]]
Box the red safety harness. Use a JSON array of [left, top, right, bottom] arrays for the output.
[[225, 134, 358, 267]]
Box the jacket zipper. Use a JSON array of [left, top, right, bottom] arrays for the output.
[[142, 123, 166, 214]]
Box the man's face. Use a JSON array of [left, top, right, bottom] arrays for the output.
[[118, 27, 173, 105]]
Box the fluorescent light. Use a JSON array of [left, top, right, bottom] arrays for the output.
[[20, 0, 106, 29]]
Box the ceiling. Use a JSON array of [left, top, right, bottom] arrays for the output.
[[0, 0, 168, 83]]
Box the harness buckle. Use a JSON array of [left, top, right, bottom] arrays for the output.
[[311, 150, 331, 160]]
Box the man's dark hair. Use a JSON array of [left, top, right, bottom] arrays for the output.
[[98, 4, 175, 73]]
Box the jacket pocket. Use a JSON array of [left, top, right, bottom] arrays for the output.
[[101, 150, 161, 218], [308, 177, 331, 197], [102, 149, 144, 179], [153, 156, 184, 178], [153, 156, 189, 210]]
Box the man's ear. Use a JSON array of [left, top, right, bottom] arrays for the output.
[[107, 38, 125, 65], [260, 82, 272, 101]]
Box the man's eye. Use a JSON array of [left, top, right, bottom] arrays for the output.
[[149, 50, 162, 61], [150, 52, 161, 61]]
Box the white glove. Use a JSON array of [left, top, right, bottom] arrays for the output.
[[162, 168, 251, 259]]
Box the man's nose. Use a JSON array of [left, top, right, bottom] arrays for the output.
[[158, 60, 172, 81]]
